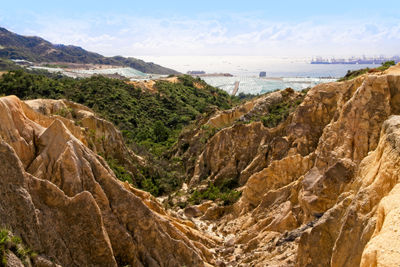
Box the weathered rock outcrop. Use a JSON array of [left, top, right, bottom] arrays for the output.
[[3, 64, 400, 266], [191, 122, 269, 187], [0, 95, 216, 266], [298, 115, 400, 267], [185, 67, 400, 266], [187, 88, 306, 188], [0, 140, 116, 266], [24, 98, 146, 182]]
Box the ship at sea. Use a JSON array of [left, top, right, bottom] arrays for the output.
[[311, 56, 400, 64]]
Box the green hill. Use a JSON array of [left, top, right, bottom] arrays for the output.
[[0, 27, 179, 75]]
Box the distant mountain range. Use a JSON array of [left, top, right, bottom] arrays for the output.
[[0, 27, 179, 74]]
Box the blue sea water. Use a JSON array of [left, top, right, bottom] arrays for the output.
[[136, 56, 378, 94]]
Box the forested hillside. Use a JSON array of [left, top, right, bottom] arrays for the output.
[[0, 70, 234, 195]]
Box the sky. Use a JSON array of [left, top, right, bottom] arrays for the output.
[[1, 0, 400, 57]]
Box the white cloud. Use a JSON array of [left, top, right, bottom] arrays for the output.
[[12, 13, 400, 57]]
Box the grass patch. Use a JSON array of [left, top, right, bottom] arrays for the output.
[[189, 182, 241, 206], [105, 157, 134, 184], [260, 89, 306, 128], [54, 107, 73, 118], [199, 124, 221, 143], [261, 101, 291, 128], [339, 61, 396, 81], [0, 228, 37, 265]]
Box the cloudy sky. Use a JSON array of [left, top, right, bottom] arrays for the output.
[[1, 0, 400, 57]]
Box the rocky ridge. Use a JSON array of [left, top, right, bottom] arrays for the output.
[[0, 27, 179, 75], [0, 95, 217, 266], [182, 66, 400, 266], [1, 64, 400, 266]]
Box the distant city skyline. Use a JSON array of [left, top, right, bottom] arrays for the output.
[[1, 0, 400, 57]]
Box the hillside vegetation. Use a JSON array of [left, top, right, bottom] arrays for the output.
[[0, 70, 233, 195], [0, 70, 231, 149], [338, 60, 395, 81]]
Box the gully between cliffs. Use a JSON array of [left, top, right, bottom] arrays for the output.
[[1, 67, 400, 266]]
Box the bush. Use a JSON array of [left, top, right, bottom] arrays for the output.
[[106, 157, 134, 184], [0, 70, 232, 155], [140, 178, 159, 196], [153, 121, 169, 142], [261, 100, 298, 128], [339, 61, 396, 81], [0, 228, 36, 265], [381, 60, 395, 68], [189, 183, 241, 206]]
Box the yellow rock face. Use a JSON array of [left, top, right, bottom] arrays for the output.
[[3, 64, 400, 266], [24, 98, 147, 183], [188, 69, 400, 266], [0, 95, 217, 266], [361, 185, 400, 267]]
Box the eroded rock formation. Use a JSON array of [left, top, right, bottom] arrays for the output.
[[179, 66, 400, 266], [2, 64, 400, 266], [0, 96, 217, 266]]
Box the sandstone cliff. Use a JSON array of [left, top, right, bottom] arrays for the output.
[[177, 66, 400, 266], [2, 64, 400, 267], [174, 88, 305, 186], [24, 98, 146, 183], [0, 95, 217, 266]]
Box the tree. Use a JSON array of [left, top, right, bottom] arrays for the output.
[[153, 121, 169, 142]]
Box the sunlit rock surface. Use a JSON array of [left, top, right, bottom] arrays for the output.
[[2, 64, 400, 266]]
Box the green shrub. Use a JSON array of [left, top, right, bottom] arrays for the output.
[[261, 100, 297, 128], [381, 60, 396, 68], [140, 178, 159, 196], [0, 229, 9, 265], [189, 183, 241, 206], [338, 68, 370, 82], [0, 228, 36, 265], [106, 157, 134, 184], [55, 107, 73, 118], [200, 125, 220, 143], [339, 61, 396, 81], [153, 121, 169, 142], [0, 71, 232, 156]]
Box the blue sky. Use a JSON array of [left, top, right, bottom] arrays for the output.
[[1, 0, 400, 57]]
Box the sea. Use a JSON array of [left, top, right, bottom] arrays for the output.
[[31, 56, 379, 95], [136, 56, 379, 95]]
